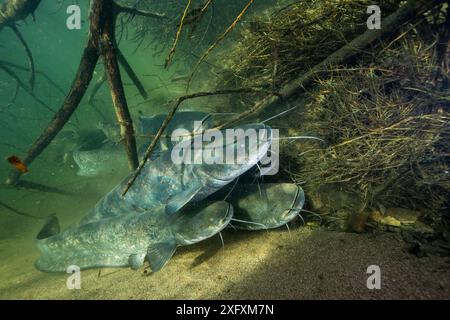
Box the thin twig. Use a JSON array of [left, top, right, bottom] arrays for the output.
[[0, 63, 55, 113], [165, 0, 192, 68], [0, 59, 66, 96], [9, 24, 35, 89], [187, 0, 255, 90], [116, 4, 167, 19], [101, 1, 139, 170], [213, 0, 444, 131], [0, 200, 41, 219]]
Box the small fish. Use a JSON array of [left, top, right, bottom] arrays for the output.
[[7, 155, 28, 173]]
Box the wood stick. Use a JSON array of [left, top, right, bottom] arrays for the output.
[[3, 0, 161, 189], [100, 1, 139, 170], [5, 38, 99, 186], [115, 4, 166, 19], [165, 0, 192, 68]]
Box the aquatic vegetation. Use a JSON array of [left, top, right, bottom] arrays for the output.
[[214, 0, 449, 235], [288, 36, 449, 230]]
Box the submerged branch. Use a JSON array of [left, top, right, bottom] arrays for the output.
[[5, 41, 99, 186], [115, 4, 166, 20], [0, 62, 55, 112], [165, 0, 192, 68], [0, 200, 41, 219], [13, 180, 73, 196], [187, 0, 255, 89], [9, 24, 35, 89], [101, 1, 139, 170], [0, 59, 66, 96], [88, 73, 108, 121]]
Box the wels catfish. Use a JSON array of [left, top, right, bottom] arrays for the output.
[[35, 201, 233, 273], [80, 123, 272, 225], [226, 183, 305, 230]]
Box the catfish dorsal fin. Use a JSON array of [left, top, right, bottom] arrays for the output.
[[165, 185, 202, 215], [146, 241, 177, 272], [36, 214, 60, 240]]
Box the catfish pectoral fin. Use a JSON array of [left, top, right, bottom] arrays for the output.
[[146, 241, 177, 272], [165, 185, 202, 215]]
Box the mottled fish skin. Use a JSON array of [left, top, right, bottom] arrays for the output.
[[72, 143, 127, 177], [35, 201, 233, 272], [80, 123, 272, 225], [227, 183, 305, 230]]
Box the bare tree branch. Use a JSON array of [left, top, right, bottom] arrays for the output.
[[115, 4, 166, 19], [101, 1, 139, 170], [165, 0, 192, 68], [0, 62, 55, 112], [0, 59, 66, 96], [9, 24, 35, 89]]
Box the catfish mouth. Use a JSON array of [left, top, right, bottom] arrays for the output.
[[177, 202, 234, 245], [281, 185, 304, 221], [274, 185, 305, 228]]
